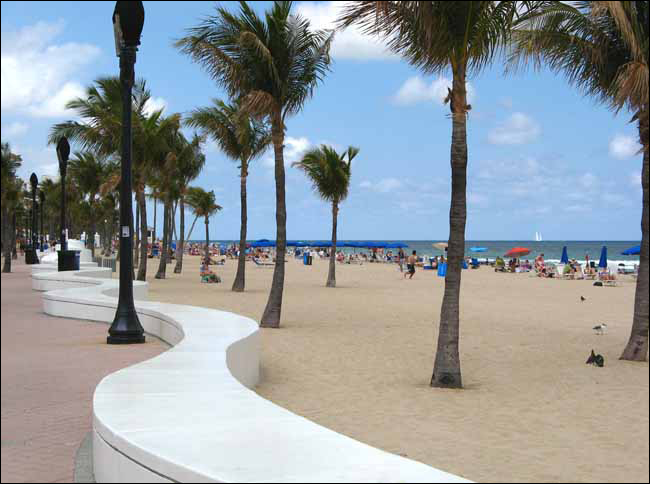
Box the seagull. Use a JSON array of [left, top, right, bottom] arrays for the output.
[[580, 296, 586, 302], [593, 323, 608, 335]]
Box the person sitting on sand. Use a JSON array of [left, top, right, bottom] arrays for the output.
[[535, 253, 545, 271], [200, 261, 220, 283], [404, 250, 417, 279]]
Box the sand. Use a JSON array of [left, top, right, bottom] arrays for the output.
[[144, 254, 649, 483]]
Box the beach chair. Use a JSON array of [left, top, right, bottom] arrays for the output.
[[470, 258, 480, 269], [253, 257, 274, 267]]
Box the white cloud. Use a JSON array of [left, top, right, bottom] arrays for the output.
[[143, 97, 168, 117], [630, 171, 641, 187], [609, 134, 641, 159], [359, 177, 403, 193], [2, 121, 28, 137], [263, 136, 311, 168], [394, 76, 475, 106], [488, 112, 541, 145], [295, 1, 396, 61], [1, 20, 100, 118]]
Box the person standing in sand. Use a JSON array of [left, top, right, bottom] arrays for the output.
[[398, 248, 405, 272], [404, 250, 417, 279]]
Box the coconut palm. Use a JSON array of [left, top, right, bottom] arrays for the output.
[[186, 187, 222, 264], [185, 99, 271, 291], [176, 0, 334, 327], [68, 151, 112, 258], [293, 145, 359, 287], [1, 143, 23, 270], [1, 142, 23, 273], [510, 1, 648, 360], [339, 1, 522, 388]]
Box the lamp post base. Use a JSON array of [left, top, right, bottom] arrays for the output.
[[107, 312, 146, 345], [58, 250, 80, 271]]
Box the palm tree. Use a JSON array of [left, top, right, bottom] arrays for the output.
[[186, 187, 222, 264], [510, 1, 648, 361], [293, 145, 358, 287], [68, 151, 111, 258], [176, 0, 334, 327], [185, 99, 271, 291], [1, 142, 23, 273], [339, 1, 521, 388]]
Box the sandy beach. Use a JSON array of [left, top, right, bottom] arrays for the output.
[[144, 254, 648, 483]]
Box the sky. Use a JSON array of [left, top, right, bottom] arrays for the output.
[[1, 1, 644, 241]]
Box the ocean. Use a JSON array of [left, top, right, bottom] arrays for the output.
[[187, 240, 641, 264]]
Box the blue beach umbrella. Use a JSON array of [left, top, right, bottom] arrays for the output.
[[386, 242, 409, 249], [621, 245, 640, 255], [250, 239, 275, 248], [598, 246, 608, 268], [560, 246, 569, 264]]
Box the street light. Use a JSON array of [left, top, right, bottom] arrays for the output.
[[56, 136, 79, 271], [25, 173, 40, 264], [107, 0, 145, 345], [39, 190, 45, 251]]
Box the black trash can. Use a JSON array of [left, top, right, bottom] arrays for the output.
[[58, 250, 81, 271]]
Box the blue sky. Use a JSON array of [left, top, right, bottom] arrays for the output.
[[1, 1, 643, 241]]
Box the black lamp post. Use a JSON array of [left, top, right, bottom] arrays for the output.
[[25, 173, 40, 264], [107, 0, 145, 345], [57, 136, 70, 253], [39, 190, 45, 250]]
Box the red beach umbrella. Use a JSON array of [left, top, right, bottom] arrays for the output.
[[505, 247, 530, 257]]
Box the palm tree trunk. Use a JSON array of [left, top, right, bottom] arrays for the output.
[[431, 73, 468, 389], [261, 113, 287, 328], [621, 110, 649, 361], [155, 201, 169, 279], [167, 205, 174, 263], [153, 196, 157, 243], [232, 164, 248, 292], [134, 196, 139, 268], [204, 217, 210, 263], [327, 201, 338, 287], [12, 212, 18, 260], [174, 197, 185, 274], [186, 214, 199, 242], [137, 189, 148, 281], [2, 208, 12, 273]]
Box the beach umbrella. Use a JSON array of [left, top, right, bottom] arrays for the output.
[[433, 242, 448, 250], [469, 247, 487, 252], [598, 246, 608, 268], [621, 245, 640, 255], [504, 247, 530, 257], [250, 239, 276, 248], [560, 246, 569, 264], [386, 242, 408, 249]]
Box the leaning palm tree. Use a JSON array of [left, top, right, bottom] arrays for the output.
[[339, 1, 522, 388], [293, 145, 358, 287], [510, 1, 648, 361], [185, 99, 270, 291], [186, 187, 222, 264], [176, 0, 334, 327]]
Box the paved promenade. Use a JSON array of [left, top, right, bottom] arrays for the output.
[[1, 261, 166, 483]]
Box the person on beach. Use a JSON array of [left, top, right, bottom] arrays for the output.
[[535, 253, 545, 271], [404, 250, 417, 279], [398, 248, 405, 272]]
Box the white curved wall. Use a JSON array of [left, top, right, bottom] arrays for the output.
[[32, 269, 470, 483]]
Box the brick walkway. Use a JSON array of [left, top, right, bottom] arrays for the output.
[[1, 261, 166, 483]]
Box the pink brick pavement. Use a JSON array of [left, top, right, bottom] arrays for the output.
[[1, 261, 166, 483]]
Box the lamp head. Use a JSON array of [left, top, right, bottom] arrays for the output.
[[56, 136, 70, 178], [113, 1, 145, 56], [30, 173, 38, 191]]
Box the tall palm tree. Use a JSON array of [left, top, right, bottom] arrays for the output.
[[1, 142, 22, 273], [173, 134, 206, 274], [68, 150, 111, 258], [176, 0, 334, 327], [185, 99, 271, 291], [186, 187, 222, 264], [293, 145, 358, 287], [510, 1, 648, 361], [339, 1, 522, 388]]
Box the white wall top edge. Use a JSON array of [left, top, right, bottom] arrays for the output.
[[33, 268, 471, 483]]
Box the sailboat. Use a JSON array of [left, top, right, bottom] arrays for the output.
[[535, 231, 543, 242]]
